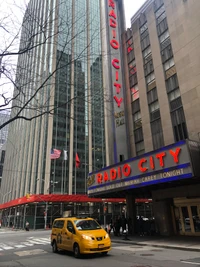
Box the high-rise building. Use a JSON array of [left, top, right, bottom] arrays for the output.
[[88, 0, 200, 237], [1, 0, 123, 203]]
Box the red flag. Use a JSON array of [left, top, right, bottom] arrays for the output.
[[76, 153, 80, 168]]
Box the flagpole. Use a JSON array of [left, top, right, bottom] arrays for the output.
[[61, 160, 64, 194], [75, 164, 77, 195]]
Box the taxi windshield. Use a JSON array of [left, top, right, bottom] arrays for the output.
[[74, 219, 101, 231]]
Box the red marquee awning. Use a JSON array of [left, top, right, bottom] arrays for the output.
[[0, 194, 151, 210]]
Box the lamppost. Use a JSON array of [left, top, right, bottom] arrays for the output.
[[36, 179, 58, 229]]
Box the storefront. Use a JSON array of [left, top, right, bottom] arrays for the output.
[[88, 140, 200, 236]]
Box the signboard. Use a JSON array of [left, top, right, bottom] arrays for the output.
[[88, 140, 196, 196], [107, 0, 128, 161]]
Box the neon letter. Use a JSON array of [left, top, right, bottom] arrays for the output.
[[169, 148, 181, 163], [109, 9, 117, 19], [109, 18, 117, 28], [114, 96, 123, 107], [114, 83, 121, 94], [110, 169, 117, 180], [122, 164, 131, 177], [104, 172, 109, 182], [109, 0, 115, 9], [117, 167, 122, 178], [110, 39, 120, 49], [149, 156, 155, 170], [97, 173, 103, 184], [156, 152, 166, 167], [112, 58, 120, 69], [138, 158, 148, 172]]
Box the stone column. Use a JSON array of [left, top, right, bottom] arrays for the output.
[[126, 194, 136, 235]]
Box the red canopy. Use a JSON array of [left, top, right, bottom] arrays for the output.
[[0, 194, 126, 209]]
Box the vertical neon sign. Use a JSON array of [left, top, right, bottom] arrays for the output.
[[108, 0, 123, 108]]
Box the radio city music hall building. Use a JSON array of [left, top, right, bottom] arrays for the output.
[[88, 0, 200, 237]]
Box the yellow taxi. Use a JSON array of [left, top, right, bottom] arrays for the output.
[[51, 217, 111, 258]]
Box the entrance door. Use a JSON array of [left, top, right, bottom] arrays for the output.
[[180, 206, 192, 233], [190, 206, 200, 233], [173, 198, 200, 236]]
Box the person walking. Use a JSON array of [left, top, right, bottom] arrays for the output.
[[25, 221, 30, 231]]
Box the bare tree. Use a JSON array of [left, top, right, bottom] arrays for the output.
[[0, 0, 111, 130]]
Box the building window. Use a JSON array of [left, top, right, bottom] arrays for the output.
[[161, 44, 173, 63], [128, 60, 136, 76], [135, 141, 145, 156], [133, 108, 141, 120], [134, 127, 143, 143], [151, 119, 164, 149], [149, 100, 159, 113], [131, 84, 139, 101], [143, 46, 151, 59], [140, 22, 148, 34], [156, 11, 166, 24], [141, 34, 150, 51], [166, 74, 179, 93], [171, 108, 188, 141], [168, 88, 181, 102], [159, 30, 169, 43], [164, 57, 174, 71], [144, 59, 154, 76], [126, 38, 134, 59], [132, 99, 140, 113], [129, 73, 138, 87], [133, 111, 142, 129], [146, 72, 155, 85], [147, 87, 158, 104], [155, 4, 165, 19], [157, 18, 168, 36]]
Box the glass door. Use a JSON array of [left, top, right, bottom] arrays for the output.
[[181, 206, 192, 233], [191, 206, 200, 233]]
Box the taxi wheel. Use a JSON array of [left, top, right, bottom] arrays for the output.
[[74, 243, 81, 258], [101, 251, 108, 256], [52, 240, 58, 253]]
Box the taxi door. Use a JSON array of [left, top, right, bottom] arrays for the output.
[[64, 220, 75, 251], [56, 220, 65, 250]]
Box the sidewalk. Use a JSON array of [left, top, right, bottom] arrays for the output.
[[110, 233, 200, 252]]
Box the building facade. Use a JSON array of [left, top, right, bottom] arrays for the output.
[[0, 0, 127, 203], [0, 0, 131, 229], [88, 0, 200, 237]]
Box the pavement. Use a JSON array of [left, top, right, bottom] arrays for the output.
[[110, 232, 200, 252], [1, 227, 200, 252]]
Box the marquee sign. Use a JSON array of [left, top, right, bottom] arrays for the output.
[[88, 140, 196, 196]]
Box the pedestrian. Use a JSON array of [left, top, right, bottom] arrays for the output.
[[121, 214, 127, 233], [139, 216, 144, 236], [25, 221, 30, 231]]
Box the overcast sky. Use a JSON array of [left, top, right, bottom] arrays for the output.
[[124, 0, 147, 28]]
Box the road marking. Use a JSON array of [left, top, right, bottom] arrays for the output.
[[113, 246, 150, 252], [2, 246, 14, 250], [22, 242, 34, 246], [181, 261, 199, 265], [14, 249, 47, 257], [14, 245, 26, 248], [31, 238, 49, 244]]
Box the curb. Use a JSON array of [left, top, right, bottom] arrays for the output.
[[111, 239, 200, 252]]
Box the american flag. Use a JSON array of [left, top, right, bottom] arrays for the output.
[[50, 149, 61, 160]]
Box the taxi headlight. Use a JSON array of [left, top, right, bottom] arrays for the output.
[[105, 233, 109, 239], [81, 234, 93, 240]]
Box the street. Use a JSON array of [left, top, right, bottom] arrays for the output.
[[0, 229, 200, 267]]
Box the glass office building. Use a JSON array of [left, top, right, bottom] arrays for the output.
[[0, 0, 108, 201]]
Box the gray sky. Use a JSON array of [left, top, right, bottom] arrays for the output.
[[124, 0, 147, 27]]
